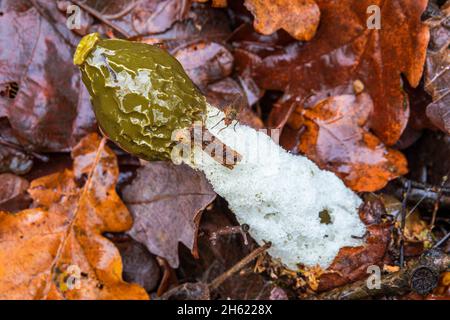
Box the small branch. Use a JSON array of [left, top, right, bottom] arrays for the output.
[[430, 174, 449, 229], [209, 224, 250, 246], [70, 0, 131, 38], [399, 180, 411, 268], [392, 177, 450, 208], [102, 1, 138, 20], [208, 242, 271, 291], [0, 137, 49, 162], [433, 232, 450, 249], [315, 250, 450, 300]]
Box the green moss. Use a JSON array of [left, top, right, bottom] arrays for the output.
[[75, 33, 206, 160]]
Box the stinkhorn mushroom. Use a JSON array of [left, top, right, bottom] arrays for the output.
[[74, 33, 366, 269]]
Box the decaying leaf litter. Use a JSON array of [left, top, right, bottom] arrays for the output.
[[0, 0, 449, 300]]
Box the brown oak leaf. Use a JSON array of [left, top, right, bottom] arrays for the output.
[[243, 0, 320, 41], [122, 161, 216, 268], [287, 94, 407, 192], [0, 133, 148, 299], [258, 0, 429, 146]]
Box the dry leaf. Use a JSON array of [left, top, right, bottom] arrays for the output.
[[0, 133, 148, 299], [244, 0, 320, 41], [122, 161, 216, 268]]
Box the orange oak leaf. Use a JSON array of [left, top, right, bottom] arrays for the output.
[[287, 94, 407, 192], [0, 133, 148, 300], [244, 0, 320, 41], [260, 0, 429, 145]]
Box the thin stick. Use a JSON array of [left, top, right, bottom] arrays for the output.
[[430, 173, 449, 229], [399, 180, 411, 268], [433, 232, 450, 249], [70, 0, 131, 38], [208, 242, 271, 291]]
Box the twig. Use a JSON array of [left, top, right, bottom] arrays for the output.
[[0, 137, 49, 162], [70, 0, 131, 38], [430, 173, 449, 229], [399, 180, 412, 268], [433, 232, 450, 249], [209, 224, 250, 246], [315, 249, 450, 300], [208, 242, 271, 291], [393, 177, 450, 208], [102, 1, 138, 20]]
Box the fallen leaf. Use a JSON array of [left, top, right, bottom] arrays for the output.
[[159, 282, 211, 300], [178, 201, 285, 300], [288, 94, 408, 191], [0, 119, 33, 175], [174, 41, 234, 89], [233, 48, 265, 107], [79, 0, 191, 37], [425, 2, 450, 134], [318, 198, 391, 292], [193, 0, 227, 8], [0, 173, 31, 212], [109, 234, 161, 293], [257, 0, 429, 146], [205, 77, 264, 129], [243, 0, 320, 41], [138, 2, 231, 52], [0, 0, 96, 152], [0, 133, 148, 299], [122, 161, 216, 268]]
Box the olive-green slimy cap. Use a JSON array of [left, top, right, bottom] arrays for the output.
[[74, 34, 207, 161], [74, 33, 100, 66]]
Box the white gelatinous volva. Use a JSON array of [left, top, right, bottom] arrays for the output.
[[185, 104, 366, 269]]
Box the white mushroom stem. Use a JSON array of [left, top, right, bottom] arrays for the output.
[[178, 104, 366, 269]]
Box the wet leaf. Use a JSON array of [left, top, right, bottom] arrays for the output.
[[110, 234, 161, 293], [0, 133, 148, 299], [139, 2, 231, 52], [258, 0, 430, 146], [205, 78, 264, 129], [174, 41, 234, 89], [82, 0, 192, 37], [0, 173, 31, 213], [425, 2, 450, 134], [178, 202, 285, 300], [318, 198, 391, 292], [0, 119, 33, 175], [0, 0, 96, 152], [243, 0, 320, 41], [288, 94, 408, 191], [122, 161, 216, 268], [159, 282, 210, 300]]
